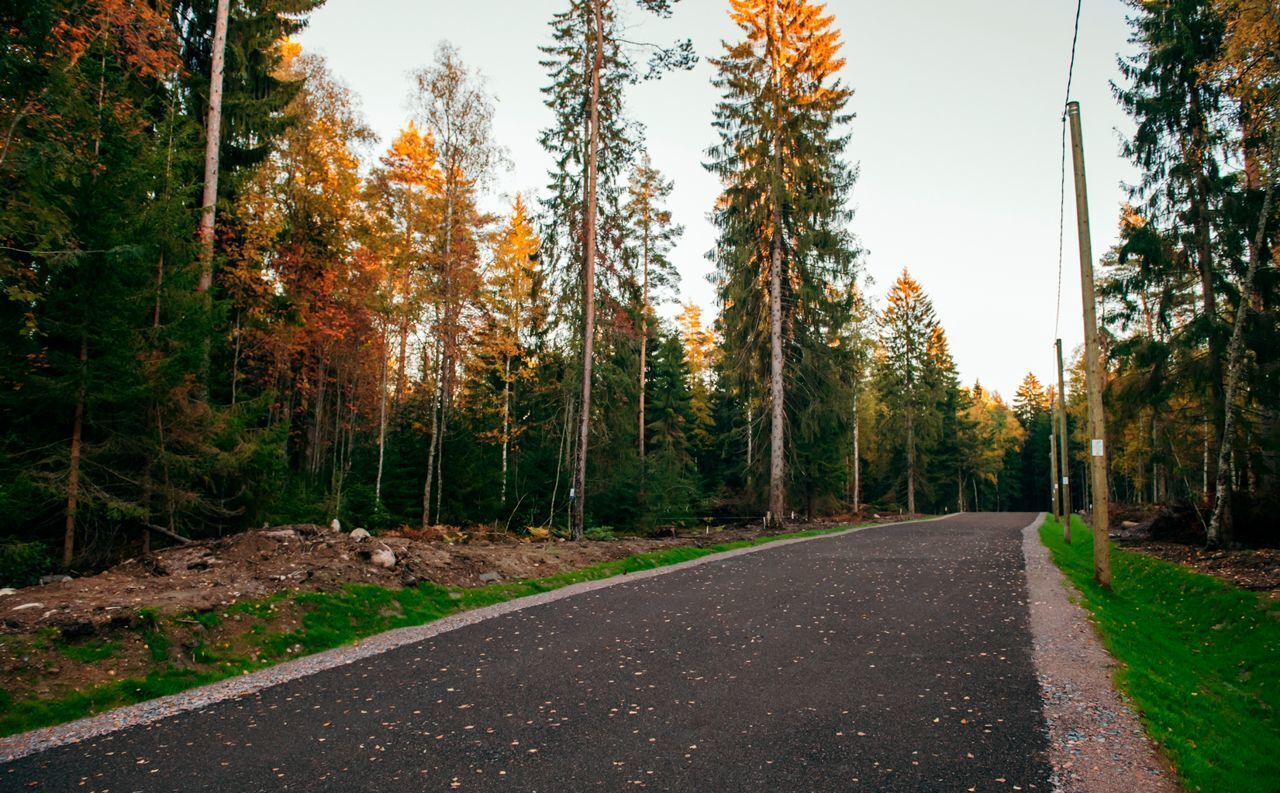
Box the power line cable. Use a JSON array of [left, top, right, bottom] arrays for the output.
[[1056, 0, 1083, 340]]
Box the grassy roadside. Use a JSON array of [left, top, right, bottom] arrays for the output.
[[0, 519, 902, 739], [1040, 515, 1280, 793]]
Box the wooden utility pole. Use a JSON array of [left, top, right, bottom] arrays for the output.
[[1056, 338, 1072, 543], [1049, 398, 1061, 524], [1066, 101, 1111, 588]]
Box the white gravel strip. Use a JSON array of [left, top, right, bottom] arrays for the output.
[[0, 515, 950, 764], [1022, 513, 1180, 793]]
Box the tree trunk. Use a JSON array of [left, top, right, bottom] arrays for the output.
[[434, 176, 458, 527], [638, 219, 649, 465], [1187, 85, 1230, 534], [422, 333, 442, 529], [501, 355, 511, 506], [1203, 418, 1210, 495], [1207, 130, 1278, 547], [906, 409, 916, 514], [571, 0, 604, 542], [768, 228, 785, 526], [765, 0, 786, 529], [231, 311, 241, 406], [196, 0, 230, 398], [436, 393, 448, 525], [549, 398, 572, 527], [376, 321, 389, 504], [63, 336, 87, 568], [394, 316, 408, 410], [852, 389, 860, 514], [141, 459, 153, 556]]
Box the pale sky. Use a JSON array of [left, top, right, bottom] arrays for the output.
[[297, 0, 1139, 399]]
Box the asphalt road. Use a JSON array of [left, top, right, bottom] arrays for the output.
[[3, 513, 1052, 792]]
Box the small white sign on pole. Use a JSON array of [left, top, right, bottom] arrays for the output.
[[1091, 439, 1105, 457]]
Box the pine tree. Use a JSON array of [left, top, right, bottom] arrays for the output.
[[539, 0, 693, 538], [707, 0, 858, 526], [875, 270, 944, 514], [1013, 373, 1049, 428], [1115, 0, 1236, 533], [539, 0, 635, 539], [625, 152, 682, 465]]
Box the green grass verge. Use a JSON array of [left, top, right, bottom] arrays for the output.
[[0, 519, 904, 739], [1040, 515, 1280, 793]]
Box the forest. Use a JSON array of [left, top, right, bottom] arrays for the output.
[[0, 0, 1276, 582]]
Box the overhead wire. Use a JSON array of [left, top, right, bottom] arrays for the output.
[[1056, 0, 1084, 341]]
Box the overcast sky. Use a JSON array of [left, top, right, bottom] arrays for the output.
[[297, 0, 1139, 399]]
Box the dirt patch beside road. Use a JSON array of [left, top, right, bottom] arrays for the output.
[[1, 525, 691, 636], [0, 515, 908, 716]]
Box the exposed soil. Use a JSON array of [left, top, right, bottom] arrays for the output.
[[0, 515, 905, 715], [1116, 541, 1280, 592], [1107, 503, 1280, 592]]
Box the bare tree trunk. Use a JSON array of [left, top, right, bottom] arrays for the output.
[[436, 395, 448, 525], [331, 370, 344, 511], [1207, 131, 1278, 547], [549, 398, 573, 526], [766, 0, 787, 528], [376, 322, 389, 504], [63, 336, 87, 568], [394, 316, 408, 410], [309, 360, 328, 475], [141, 459, 153, 556], [196, 0, 230, 398], [746, 398, 753, 469], [422, 334, 442, 529], [231, 311, 242, 406], [768, 229, 785, 526], [501, 356, 511, 505], [852, 388, 860, 513], [906, 409, 916, 514], [639, 222, 649, 465], [1203, 417, 1211, 495], [571, 0, 604, 541], [1187, 87, 1230, 532], [434, 179, 458, 527]]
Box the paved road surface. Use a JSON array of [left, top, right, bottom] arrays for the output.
[[3, 513, 1051, 791]]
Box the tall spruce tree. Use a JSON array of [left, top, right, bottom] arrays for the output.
[[707, 0, 858, 526], [875, 270, 945, 514], [625, 152, 682, 467], [1114, 0, 1237, 537], [539, 0, 693, 538], [539, 0, 636, 539]]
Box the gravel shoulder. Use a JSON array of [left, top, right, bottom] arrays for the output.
[[1022, 514, 1181, 793]]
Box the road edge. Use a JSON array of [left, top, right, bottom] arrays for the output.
[[0, 514, 953, 763], [1021, 513, 1179, 793]]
